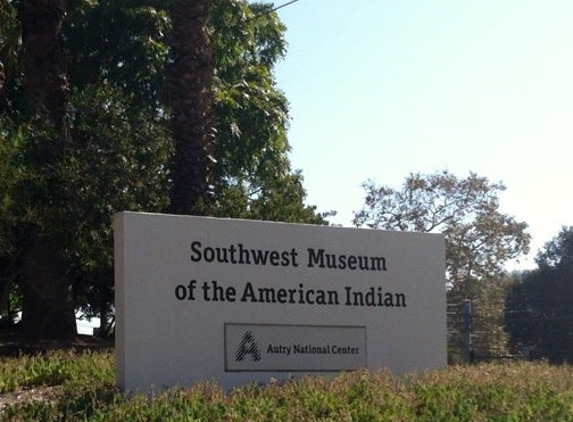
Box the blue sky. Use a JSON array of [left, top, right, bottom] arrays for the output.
[[271, 0, 573, 269]]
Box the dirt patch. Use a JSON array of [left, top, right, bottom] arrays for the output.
[[0, 385, 61, 414]]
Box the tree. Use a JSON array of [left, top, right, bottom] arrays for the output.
[[165, 0, 215, 214], [506, 227, 573, 363], [353, 170, 530, 359], [15, 0, 78, 340], [0, 0, 20, 113], [0, 0, 327, 337], [0, 0, 174, 336], [205, 0, 328, 223]]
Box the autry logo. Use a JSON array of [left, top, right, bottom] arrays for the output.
[[235, 331, 262, 362]]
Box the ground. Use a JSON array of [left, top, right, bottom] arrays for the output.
[[0, 329, 113, 356], [0, 329, 114, 413], [0, 385, 61, 413]]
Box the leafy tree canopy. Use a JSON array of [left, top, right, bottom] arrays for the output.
[[0, 0, 326, 261], [353, 170, 531, 360], [353, 170, 530, 299], [506, 227, 573, 363], [0, 0, 327, 329]]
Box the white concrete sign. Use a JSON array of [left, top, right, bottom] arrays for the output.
[[114, 212, 446, 392]]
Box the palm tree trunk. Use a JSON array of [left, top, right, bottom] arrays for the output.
[[18, 0, 76, 340], [20, 230, 76, 340], [166, 0, 215, 214], [21, 0, 70, 142]]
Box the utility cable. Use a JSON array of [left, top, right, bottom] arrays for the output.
[[248, 0, 305, 21], [269, 0, 304, 13]]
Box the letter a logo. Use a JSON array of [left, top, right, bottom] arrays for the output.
[[235, 331, 261, 362]]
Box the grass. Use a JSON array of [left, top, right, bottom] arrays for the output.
[[1, 350, 573, 421]]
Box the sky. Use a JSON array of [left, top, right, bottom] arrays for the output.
[[270, 0, 573, 269]]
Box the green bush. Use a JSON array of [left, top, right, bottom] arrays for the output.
[[2, 351, 573, 422]]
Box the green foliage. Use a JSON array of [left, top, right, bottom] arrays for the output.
[[412, 365, 573, 422], [535, 226, 573, 270], [207, 0, 327, 224], [0, 119, 26, 258], [467, 275, 514, 359], [65, 0, 323, 224], [64, 83, 172, 271], [2, 353, 573, 421], [0, 350, 113, 394], [65, 0, 171, 110], [0, 117, 57, 231], [0, 0, 327, 326], [506, 227, 573, 363], [0, 0, 23, 114]]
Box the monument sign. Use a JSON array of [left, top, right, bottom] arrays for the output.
[[114, 211, 446, 392]]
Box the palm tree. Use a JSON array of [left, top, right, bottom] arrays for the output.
[[20, 0, 70, 141], [18, 0, 76, 340], [165, 0, 216, 215]]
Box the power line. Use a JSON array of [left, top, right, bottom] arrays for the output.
[[248, 0, 305, 21], [269, 0, 304, 13]]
